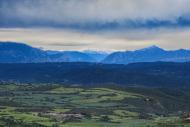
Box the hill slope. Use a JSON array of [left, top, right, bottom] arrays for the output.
[[0, 62, 190, 87]]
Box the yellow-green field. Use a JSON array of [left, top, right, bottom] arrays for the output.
[[0, 84, 189, 127]]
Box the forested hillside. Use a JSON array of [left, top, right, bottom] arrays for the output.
[[0, 62, 190, 87]]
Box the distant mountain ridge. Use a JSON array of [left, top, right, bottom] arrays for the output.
[[0, 42, 107, 63], [1, 42, 190, 64], [103, 45, 190, 64], [83, 50, 109, 62], [0, 42, 49, 63]]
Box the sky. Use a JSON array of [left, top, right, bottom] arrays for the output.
[[1, 0, 190, 51]]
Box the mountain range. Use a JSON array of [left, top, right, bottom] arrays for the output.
[[0, 42, 108, 63], [103, 45, 190, 64], [1, 42, 190, 64]]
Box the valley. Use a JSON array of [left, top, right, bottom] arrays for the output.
[[0, 84, 189, 127], [1, 1, 190, 126]]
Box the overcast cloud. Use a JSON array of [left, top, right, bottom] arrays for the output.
[[1, 0, 190, 24], [1, 0, 190, 50]]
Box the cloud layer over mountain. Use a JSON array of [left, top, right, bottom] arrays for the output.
[[1, 0, 190, 50], [1, 0, 190, 29]]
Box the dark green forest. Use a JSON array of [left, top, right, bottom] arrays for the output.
[[0, 62, 190, 87]]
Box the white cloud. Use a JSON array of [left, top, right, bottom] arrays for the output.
[[1, 27, 190, 51]]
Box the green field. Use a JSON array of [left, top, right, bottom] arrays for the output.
[[0, 84, 189, 127]]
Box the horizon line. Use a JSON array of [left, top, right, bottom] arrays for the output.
[[0, 41, 190, 52]]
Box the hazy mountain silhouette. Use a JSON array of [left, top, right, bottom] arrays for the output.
[[103, 45, 190, 64], [1, 42, 190, 64]]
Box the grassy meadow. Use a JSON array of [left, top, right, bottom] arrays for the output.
[[0, 84, 189, 127]]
